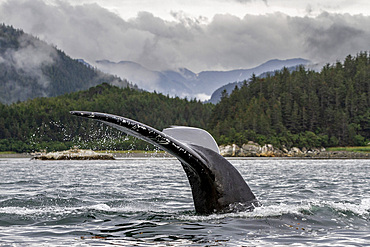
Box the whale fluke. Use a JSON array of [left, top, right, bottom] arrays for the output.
[[70, 111, 259, 214]]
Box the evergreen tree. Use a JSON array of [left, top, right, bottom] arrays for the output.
[[208, 52, 370, 148]]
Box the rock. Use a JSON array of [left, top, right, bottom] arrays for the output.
[[231, 144, 241, 156], [310, 148, 319, 153], [32, 149, 114, 160], [219, 143, 369, 159], [219, 144, 241, 157], [241, 142, 261, 156], [259, 144, 275, 157], [219, 145, 233, 157], [290, 147, 302, 154], [272, 148, 284, 157]]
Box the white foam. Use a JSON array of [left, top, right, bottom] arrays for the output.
[[177, 198, 370, 222], [320, 198, 370, 216], [2, 199, 368, 220], [0, 206, 70, 216], [0, 202, 166, 217], [88, 203, 111, 211], [177, 203, 313, 221]]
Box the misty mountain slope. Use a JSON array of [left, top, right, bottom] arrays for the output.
[[0, 24, 134, 104], [95, 60, 195, 97], [208, 64, 310, 104], [95, 58, 310, 100]]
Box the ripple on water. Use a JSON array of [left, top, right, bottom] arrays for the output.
[[0, 158, 369, 246]]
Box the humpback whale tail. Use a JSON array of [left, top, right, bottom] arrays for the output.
[[70, 111, 259, 214]]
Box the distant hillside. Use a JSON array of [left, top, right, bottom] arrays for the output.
[[0, 83, 214, 152], [95, 60, 193, 97], [95, 58, 310, 100], [0, 24, 135, 104], [208, 52, 370, 148], [208, 65, 307, 104]]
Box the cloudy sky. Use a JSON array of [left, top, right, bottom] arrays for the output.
[[0, 0, 369, 72]]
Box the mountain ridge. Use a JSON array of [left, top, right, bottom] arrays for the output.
[[95, 58, 310, 100], [0, 24, 310, 104], [207, 64, 309, 104], [0, 24, 135, 104]]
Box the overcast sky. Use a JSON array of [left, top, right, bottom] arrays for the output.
[[0, 0, 369, 72]]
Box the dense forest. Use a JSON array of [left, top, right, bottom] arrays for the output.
[[0, 24, 135, 104], [0, 23, 368, 152], [0, 83, 214, 152], [208, 52, 370, 149]]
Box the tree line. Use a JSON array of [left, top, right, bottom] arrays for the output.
[[0, 53, 369, 153], [0, 83, 214, 152], [208, 52, 370, 149], [0, 24, 135, 104]]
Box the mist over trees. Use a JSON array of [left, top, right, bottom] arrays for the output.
[[0, 24, 134, 104], [208, 52, 370, 148], [0, 25, 369, 152], [1, 53, 369, 153]]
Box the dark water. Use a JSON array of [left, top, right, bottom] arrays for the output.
[[0, 157, 369, 246]]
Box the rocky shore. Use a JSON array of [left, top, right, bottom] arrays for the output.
[[219, 142, 370, 159], [32, 149, 114, 160], [1, 145, 368, 159]]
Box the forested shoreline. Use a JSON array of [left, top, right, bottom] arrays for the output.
[[0, 84, 213, 152], [0, 24, 135, 104], [208, 52, 369, 149], [0, 53, 369, 153]]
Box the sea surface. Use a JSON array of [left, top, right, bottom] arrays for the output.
[[0, 157, 369, 246]]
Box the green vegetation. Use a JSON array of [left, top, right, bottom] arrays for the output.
[[0, 151, 16, 154], [208, 52, 370, 149], [0, 83, 213, 153], [1, 53, 369, 153], [0, 24, 135, 104], [0, 23, 369, 152], [327, 146, 370, 153]]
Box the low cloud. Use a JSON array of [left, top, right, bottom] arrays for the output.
[[291, 12, 370, 65], [0, 0, 369, 73], [1, 33, 57, 87]]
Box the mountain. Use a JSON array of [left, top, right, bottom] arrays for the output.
[[208, 82, 245, 104], [95, 58, 310, 101], [0, 24, 309, 104], [207, 64, 309, 104], [95, 60, 194, 97], [208, 52, 370, 148], [0, 24, 135, 104]]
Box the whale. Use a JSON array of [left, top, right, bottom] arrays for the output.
[[70, 111, 259, 214]]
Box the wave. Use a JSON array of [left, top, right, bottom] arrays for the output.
[[0, 202, 175, 220], [322, 198, 370, 217], [1, 198, 369, 223], [1, 199, 369, 246], [177, 198, 370, 221]]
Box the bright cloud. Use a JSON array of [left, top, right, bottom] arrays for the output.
[[0, 0, 369, 72]]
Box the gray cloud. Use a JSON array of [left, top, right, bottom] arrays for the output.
[[0, 0, 369, 73], [0, 33, 57, 87], [291, 12, 370, 65]]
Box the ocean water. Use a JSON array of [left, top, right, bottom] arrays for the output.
[[0, 157, 369, 246]]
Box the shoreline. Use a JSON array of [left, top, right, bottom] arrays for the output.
[[223, 151, 370, 159], [219, 143, 370, 159], [1, 151, 369, 159]]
